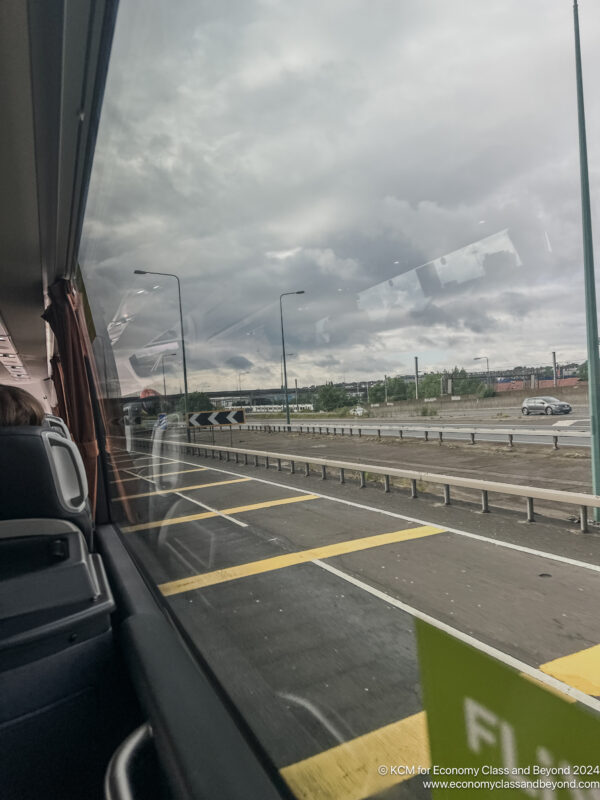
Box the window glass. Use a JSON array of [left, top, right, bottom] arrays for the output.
[[78, 1, 600, 795]]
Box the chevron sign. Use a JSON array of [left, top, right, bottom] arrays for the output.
[[187, 409, 246, 427]]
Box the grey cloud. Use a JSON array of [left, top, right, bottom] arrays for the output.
[[79, 0, 600, 394]]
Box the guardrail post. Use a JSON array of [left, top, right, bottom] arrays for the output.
[[481, 490, 489, 513], [333, 427, 337, 435], [319, 426, 322, 434], [339, 468, 345, 484], [443, 484, 451, 505], [265, 456, 269, 469], [326, 427, 329, 434], [290, 460, 295, 474], [341, 427, 344, 435], [360, 471, 366, 488], [580, 505, 589, 533], [349, 428, 353, 436], [410, 479, 417, 499], [438, 431, 443, 445], [254, 455, 258, 467], [424, 431, 429, 442], [526, 497, 534, 522], [358, 428, 362, 437], [321, 465, 327, 480], [244, 453, 248, 465], [235, 452, 239, 464], [277, 458, 282, 471], [553, 436, 559, 450], [469, 432, 475, 445], [384, 474, 390, 493], [508, 434, 513, 448], [399, 429, 403, 440], [304, 462, 310, 477]]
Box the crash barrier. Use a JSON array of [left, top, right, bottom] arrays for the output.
[[237, 423, 588, 450], [128, 435, 600, 533]]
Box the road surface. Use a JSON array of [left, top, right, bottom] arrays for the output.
[[109, 440, 600, 800]]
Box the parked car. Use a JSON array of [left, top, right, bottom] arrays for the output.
[[521, 396, 572, 415]]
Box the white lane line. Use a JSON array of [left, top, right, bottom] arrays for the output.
[[119, 467, 248, 528], [313, 559, 600, 714], [125, 449, 600, 575], [120, 468, 249, 528]]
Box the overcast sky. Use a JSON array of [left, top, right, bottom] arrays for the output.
[[79, 0, 600, 395]]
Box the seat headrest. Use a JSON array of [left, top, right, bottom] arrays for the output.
[[0, 427, 91, 539], [43, 414, 72, 439]]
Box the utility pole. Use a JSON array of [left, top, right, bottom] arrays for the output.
[[384, 374, 388, 403], [552, 351, 558, 387], [295, 378, 299, 411], [414, 357, 419, 400], [574, 0, 600, 517]]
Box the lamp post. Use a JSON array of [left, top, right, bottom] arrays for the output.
[[134, 270, 190, 437], [473, 356, 490, 386], [280, 291, 305, 426], [573, 0, 600, 520]]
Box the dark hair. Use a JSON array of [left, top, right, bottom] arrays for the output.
[[0, 384, 46, 426]]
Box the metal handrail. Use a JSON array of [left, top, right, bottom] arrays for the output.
[[128, 435, 599, 532]]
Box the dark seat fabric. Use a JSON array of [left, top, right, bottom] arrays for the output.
[[0, 427, 92, 540]]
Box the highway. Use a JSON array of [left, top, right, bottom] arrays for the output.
[[109, 440, 600, 800]]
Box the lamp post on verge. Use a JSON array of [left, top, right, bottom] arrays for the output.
[[573, 0, 600, 521], [280, 291, 304, 426], [473, 356, 490, 386], [134, 270, 190, 438]]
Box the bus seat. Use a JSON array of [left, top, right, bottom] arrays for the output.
[[43, 414, 72, 439], [0, 427, 92, 541]]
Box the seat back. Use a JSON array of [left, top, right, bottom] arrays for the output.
[[43, 414, 72, 439], [0, 427, 92, 540]]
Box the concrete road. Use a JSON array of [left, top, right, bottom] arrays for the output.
[[108, 442, 600, 800]]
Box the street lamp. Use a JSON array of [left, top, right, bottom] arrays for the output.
[[134, 270, 190, 434], [473, 356, 490, 386], [280, 291, 305, 426]]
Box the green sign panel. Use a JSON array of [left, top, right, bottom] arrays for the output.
[[416, 620, 600, 799]]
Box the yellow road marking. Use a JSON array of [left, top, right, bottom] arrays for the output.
[[280, 711, 429, 800], [122, 493, 319, 533], [519, 672, 576, 703], [159, 525, 444, 596], [115, 477, 251, 501], [111, 466, 207, 484], [539, 644, 600, 696]]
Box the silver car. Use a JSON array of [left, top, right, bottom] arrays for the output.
[[521, 396, 572, 416]]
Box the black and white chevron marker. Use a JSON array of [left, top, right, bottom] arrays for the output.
[[187, 409, 246, 427]]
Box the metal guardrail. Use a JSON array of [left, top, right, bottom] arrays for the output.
[[236, 422, 588, 450], [129, 435, 599, 532]]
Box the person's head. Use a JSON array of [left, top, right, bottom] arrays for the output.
[[0, 384, 45, 426]]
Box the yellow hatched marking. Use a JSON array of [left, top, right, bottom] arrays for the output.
[[280, 711, 429, 800], [115, 477, 251, 501], [121, 493, 319, 533], [160, 525, 444, 596], [539, 644, 600, 696], [111, 466, 207, 484]]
